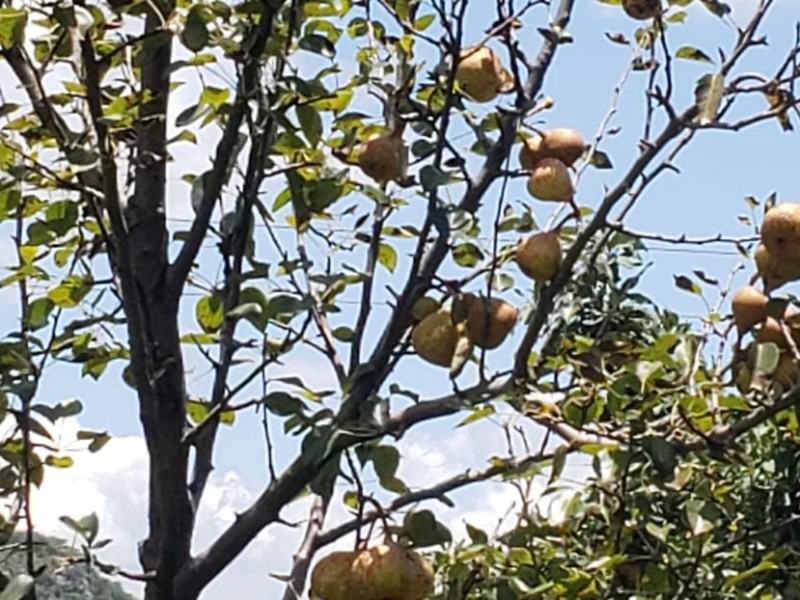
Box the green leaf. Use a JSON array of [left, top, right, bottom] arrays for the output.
[[45, 455, 74, 468], [643, 436, 677, 477], [32, 399, 83, 421], [181, 8, 209, 52], [377, 243, 397, 273], [47, 275, 91, 308], [77, 430, 110, 453], [465, 523, 488, 544], [452, 242, 484, 268], [0, 9, 27, 50], [699, 0, 731, 17], [263, 392, 306, 417], [694, 73, 724, 125], [457, 405, 495, 427], [723, 560, 777, 588], [59, 512, 99, 544], [673, 274, 701, 295], [332, 326, 355, 342], [25, 297, 54, 330], [297, 104, 323, 147], [403, 510, 452, 547], [195, 294, 224, 333], [676, 46, 714, 63], [299, 34, 336, 57], [370, 445, 400, 486]]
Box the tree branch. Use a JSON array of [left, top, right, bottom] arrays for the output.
[[167, 1, 286, 295], [176, 2, 579, 594]]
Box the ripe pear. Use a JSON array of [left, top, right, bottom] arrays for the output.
[[731, 285, 768, 336], [353, 542, 434, 600], [357, 129, 405, 183], [527, 157, 573, 202], [519, 128, 586, 170], [622, 0, 662, 20], [757, 316, 790, 349], [515, 231, 562, 283], [411, 308, 460, 367], [310, 551, 362, 600], [412, 296, 441, 321], [754, 243, 800, 292], [455, 46, 509, 103], [761, 203, 800, 261], [463, 293, 519, 349]]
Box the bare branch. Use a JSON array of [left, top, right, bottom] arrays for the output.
[[167, 1, 286, 295]]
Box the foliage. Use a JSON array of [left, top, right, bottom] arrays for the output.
[[0, 0, 797, 599]]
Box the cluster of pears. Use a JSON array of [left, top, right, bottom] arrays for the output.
[[411, 230, 562, 369], [622, 0, 662, 20], [354, 44, 512, 183], [520, 127, 585, 204], [411, 293, 518, 370], [731, 202, 800, 393], [310, 540, 434, 600]]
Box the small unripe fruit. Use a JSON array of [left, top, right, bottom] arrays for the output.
[[463, 294, 519, 349], [357, 130, 405, 183], [527, 157, 573, 202], [622, 0, 662, 20], [411, 308, 459, 367], [731, 285, 768, 336], [455, 46, 508, 103], [519, 128, 585, 170], [761, 203, 800, 261], [515, 231, 562, 283]]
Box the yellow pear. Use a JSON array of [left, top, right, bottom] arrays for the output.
[[353, 542, 434, 600], [515, 231, 562, 283], [758, 316, 790, 349], [754, 243, 800, 292], [309, 551, 362, 600], [526, 157, 573, 202], [463, 293, 519, 349], [411, 308, 460, 367], [761, 203, 800, 261], [731, 285, 768, 336], [411, 296, 441, 321], [622, 0, 662, 20], [357, 129, 405, 183], [455, 46, 508, 103], [519, 128, 586, 170]]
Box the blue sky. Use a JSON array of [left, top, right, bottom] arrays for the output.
[[1, 0, 799, 597]]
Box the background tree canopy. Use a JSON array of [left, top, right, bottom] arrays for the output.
[[0, 0, 798, 598]]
